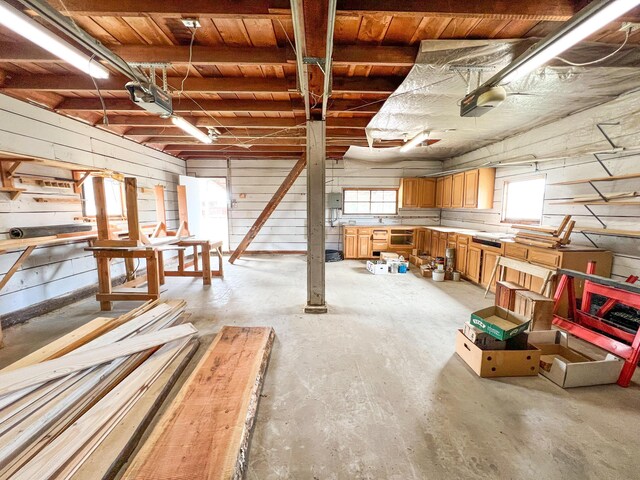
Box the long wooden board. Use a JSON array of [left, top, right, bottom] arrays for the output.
[[122, 326, 275, 480], [0, 324, 196, 397]]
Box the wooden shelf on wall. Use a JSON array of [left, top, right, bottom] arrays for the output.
[[551, 172, 640, 186]]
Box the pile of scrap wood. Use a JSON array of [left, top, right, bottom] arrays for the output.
[[513, 215, 575, 249], [0, 299, 199, 479]]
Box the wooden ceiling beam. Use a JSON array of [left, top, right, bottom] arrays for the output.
[[49, 0, 581, 21], [1, 74, 401, 95], [102, 116, 372, 129], [169, 146, 349, 153], [124, 127, 367, 138], [157, 137, 399, 146], [0, 43, 415, 67], [56, 98, 381, 114]]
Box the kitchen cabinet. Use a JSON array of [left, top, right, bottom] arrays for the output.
[[419, 178, 436, 208], [430, 230, 439, 257], [481, 250, 500, 291], [344, 228, 357, 259], [399, 178, 420, 208], [423, 229, 432, 255], [456, 240, 468, 273], [451, 173, 465, 208], [442, 175, 453, 208], [358, 229, 372, 258], [463, 168, 495, 209], [435, 178, 444, 208], [415, 229, 426, 254], [437, 231, 448, 258], [466, 246, 481, 283]]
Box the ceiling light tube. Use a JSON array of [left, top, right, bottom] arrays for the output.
[[171, 116, 213, 144], [0, 1, 109, 79], [497, 0, 640, 84], [400, 131, 430, 153]]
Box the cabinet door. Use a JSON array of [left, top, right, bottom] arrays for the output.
[[442, 176, 453, 208], [357, 232, 372, 258], [401, 178, 420, 208], [424, 229, 432, 255], [451, 173, 464, 208], [463, 169, 479, 208], [344, 233, 357, 259], [466, 247, 481, 283], [438, 232, 447, 257], [419, 179, 436, 208], [456, 242, 468, 273], [481, 251, 499, 292], [435, 178, 444, 208], [430, 231, 439, 256]]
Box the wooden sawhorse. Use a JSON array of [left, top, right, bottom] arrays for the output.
[[160, 239, 224, 285], [87, 247, 161, 311]]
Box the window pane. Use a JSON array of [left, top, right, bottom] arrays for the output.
[[344, 190, 357, 201], [503, 178, 545, 223], [356, 190, 370, 201], [371, 190, 384, 201], [383, 190, 396, 201], [356, 202, 370, 214], [343, 201, 357, 214], [382, 202, 396, 214], [371, 202, 385, 213]]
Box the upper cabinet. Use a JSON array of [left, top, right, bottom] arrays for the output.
[[400, 178, 436, 209], [419, 178, 436, 208], [451, 173, 465, 208], [401, 168, 495, 210]]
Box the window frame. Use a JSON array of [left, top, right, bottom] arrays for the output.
[[342, 187, 399, 216], [500, 175, 546, 225], [81, 174, 127, 219]]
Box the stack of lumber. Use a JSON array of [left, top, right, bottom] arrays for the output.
[[0, 299, 199, 479], [513, 215, 575, 249]]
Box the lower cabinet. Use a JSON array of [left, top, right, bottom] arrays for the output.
[[456, 239, 468, 273], [344, 228, 358, 259], [466, 246, 481, 283], [481, 250, 500, 292], [357, 229, 372, 258]]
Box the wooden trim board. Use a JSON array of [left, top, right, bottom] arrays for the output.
[[122, 326, 275, 480]]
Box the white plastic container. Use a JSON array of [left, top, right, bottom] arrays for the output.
[[432, 270, 445, 282]]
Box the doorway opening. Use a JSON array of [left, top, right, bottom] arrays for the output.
[[179, 175, 230, 251]]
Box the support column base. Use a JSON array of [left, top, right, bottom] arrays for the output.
[[304, 304, 328, 314]]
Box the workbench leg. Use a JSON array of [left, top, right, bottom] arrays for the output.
[[193, 245, 199, 272], [124, 257, 135, 281], [216, 246, 224, 278], [617, 331, 640, 387], [97, 257, 112, 311], [202, 243, 212, 285], [157, 250, 165, 285], [146, 253, 160, 299], [178, 249, 185, 273]]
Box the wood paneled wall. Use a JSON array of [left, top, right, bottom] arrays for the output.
[[186, 159, 442, 252], [442, 89, 640, 281], [0, 94, 185, 315]]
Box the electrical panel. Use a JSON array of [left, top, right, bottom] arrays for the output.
[[327, 192, 342, 209]]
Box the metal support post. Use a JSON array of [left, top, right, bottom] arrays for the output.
[[305, 120, 327, 314]]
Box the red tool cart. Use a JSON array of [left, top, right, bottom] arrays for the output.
[[552, 262, 640, 387]]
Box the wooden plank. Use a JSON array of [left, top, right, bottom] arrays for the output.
[[229, 156, 306, 263], [122, 326, 275, 480], [93, 176, 112, 241], [69, 339, 199, 480], [153, 185, 167, 233], [176, 185, 190, 236], [104, 116, 371, 129], [125, 177, 140, 242], [550, 172, 640, 185], [9, 337, 195, 480], [0, 324, 196, 397]]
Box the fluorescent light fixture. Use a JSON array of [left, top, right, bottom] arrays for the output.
[[502, 0, 640, 83], [400, 131, 430, 153], [0, 1, 109, 79], [171, 116, 213, 144]]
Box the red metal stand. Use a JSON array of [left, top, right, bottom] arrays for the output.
[[552, 262, 640, 387]]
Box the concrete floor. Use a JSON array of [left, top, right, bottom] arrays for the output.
[[1, 254, 639, 480]]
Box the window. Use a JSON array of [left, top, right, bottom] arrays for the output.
[[82, 175, 125, 217], [502, 177, 545, 224], [343, 189, 398, 215]]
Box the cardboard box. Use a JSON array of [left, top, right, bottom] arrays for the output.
[[463, 322, 507, 350], [469, 306, 531, 341], [420, 266, 432, 278], [409, 254, 430, 266], [513, 291, 554, 331], [528, 330, 623, 388], [455, 330, 540, 377], [366, 261, 388, 275], [380, 252, 399, 261]]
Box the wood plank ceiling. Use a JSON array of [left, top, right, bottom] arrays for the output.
[[0, 0, 638, 161]]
